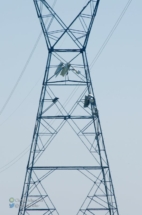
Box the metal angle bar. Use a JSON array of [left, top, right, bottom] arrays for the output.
[[79, 17, 87, 32], [39, 116, 95, 119], [81, 208, 116, 211], [26, 209, 55, 211], [69, 52, 82, 64], [69, 64, 84, 68], [84, 0, 100, 48], [52, 52, 66, 64], [28, 166, 108, 170], [78, 170, 95, 183], [45, 80, 89, 84], [53, 49, 81, 52], [42, 119, 57, 133], [38, 120, 55, 132], [69, 28, 86, 34], [78, 120, 94, 134], [90, 0, 93, 16], [77, 102, 92, 115], [48, 29, 64, 34], [86, 169, 103, 183], [89, 195, 114, 209], [87, 196, 111, 209], [47, 84, 87, 86], [26, 195, 46, 209], [81, 14, 92, 18], [42, 14, 52, 18], [48, 34, 59, 39], [78, 168, 109, 184], [90, 195, 114, 197], [80, 16, 88, 31], [43, 211, 53, 215], [38, 133, 54, 136], [34, 1, 51, 49], [28, 194, 48, 197], [86, 210, 95, 215], [87, 198, 108, 211], [48, 35, 58, 41], [80, 133, 95, 136], [76, 34, 86, 41]]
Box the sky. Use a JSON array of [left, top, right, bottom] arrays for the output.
[[0, 0, 142, 214]]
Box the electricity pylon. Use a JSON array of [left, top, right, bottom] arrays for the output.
[[18, 0, 119, 215]]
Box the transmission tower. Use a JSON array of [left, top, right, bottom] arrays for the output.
[[18, 0, 119, 215]]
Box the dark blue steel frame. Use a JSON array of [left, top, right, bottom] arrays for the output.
[[18, 1, 120, 215]]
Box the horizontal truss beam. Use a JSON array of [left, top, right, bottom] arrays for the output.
[[81, 208, 117, 211], [28, 166, 108, 170], [39, 116, 97, 119], [49, 49, 82, 52], [26, 209, 55, 211]]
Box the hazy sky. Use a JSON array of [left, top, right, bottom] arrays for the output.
[[0, 0, 142, 215]]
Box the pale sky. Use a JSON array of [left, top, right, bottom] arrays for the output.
[[0, 0, 142, 215]]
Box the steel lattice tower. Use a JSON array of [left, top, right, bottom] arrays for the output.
[[18, 1, 119, 215]]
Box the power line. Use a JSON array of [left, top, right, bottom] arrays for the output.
[[0, 145, 30, 170], [89, 0, 132, 69], [0, 74, 43, 127], [0, 0, 57, 116], [0, 147, 30, 174], [0, 34, 41, 116]]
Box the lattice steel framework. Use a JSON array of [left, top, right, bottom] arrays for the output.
[[18, 0, 119, 215]]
